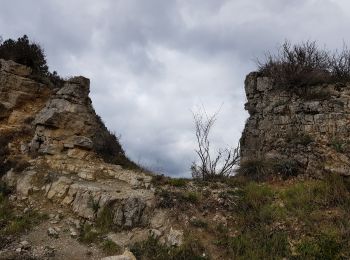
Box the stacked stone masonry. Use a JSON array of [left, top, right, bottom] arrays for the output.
[[240, 72, 350, 177]]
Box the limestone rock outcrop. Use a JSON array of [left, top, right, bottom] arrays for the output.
[[241, 72, 350, 177], [0, 59, 158, 232], [0, 59, 50, 123]]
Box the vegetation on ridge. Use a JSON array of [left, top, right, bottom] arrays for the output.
[[149, 172, 350, 259], [0, 35, 64, 87], [0, 35, 141, 171], [258, 40, 350, 88], [93, 115, 141, 171]]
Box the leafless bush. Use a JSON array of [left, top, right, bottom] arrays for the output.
[[330, 46, 350, 82], [191, 109, 239, 180], [258, 41, 350, 88]]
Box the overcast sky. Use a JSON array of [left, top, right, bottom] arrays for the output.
[[1, 0, 350, 177]]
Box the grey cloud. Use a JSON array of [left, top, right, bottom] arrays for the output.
[[0, 0, 349, 176]]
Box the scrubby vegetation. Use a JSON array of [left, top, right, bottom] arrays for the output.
[[131, 234, 208, 260], [211, 174, 350, 259], [0, 182, 47, 247], [151, 174, 188, 187], [150, 171, 350, 259], [0, 35, 64, 87], [93, 116, 141, 171], [258, 40, 350, 89], [236, 158, 273, 181], [156, 189, 201, 209], [79, 223, 123, 256], [236, 158, 302, 181], [101, 239, 121, 255]]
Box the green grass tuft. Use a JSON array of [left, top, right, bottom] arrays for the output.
[[101, 239, 122, 255]]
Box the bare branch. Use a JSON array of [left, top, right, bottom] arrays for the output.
[[191, 107, 240, 180]]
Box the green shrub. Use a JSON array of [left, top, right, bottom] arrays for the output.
[[79, 224, 100, 244], [274, 159, 300, 178], [157, 190, 201, 208], [0, 197, 46, 236], [296, 233, 342, 260], [152, 176, 188, 187], [131, 235, 208, 260], [236, 159, 273, 181], [230, 230, 290, 259], [92, 117, 140, 171], [181, 192, 200, 204], [101, 239, 121, 255], [96, 206, 114, 232]]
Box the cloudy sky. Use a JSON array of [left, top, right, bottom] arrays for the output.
[[1, 0, 350, 176]]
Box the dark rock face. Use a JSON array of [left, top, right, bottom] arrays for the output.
[[240, 72, 350, 177]]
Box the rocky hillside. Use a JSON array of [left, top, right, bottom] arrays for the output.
[[0, 59, 168, 259], [241, 72, 350, 178], [1, 58, 350, 260]]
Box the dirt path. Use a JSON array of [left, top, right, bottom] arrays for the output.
[[21, 218, 104, 260]]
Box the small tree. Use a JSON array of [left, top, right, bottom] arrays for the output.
[[191, 108, 239, 180]]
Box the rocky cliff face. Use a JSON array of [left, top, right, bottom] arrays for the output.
[[241, 72, 350, 177], [0, 59, 172, 243]]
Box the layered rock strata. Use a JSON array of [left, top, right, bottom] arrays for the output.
[[0, 59, 167, 235], [241, 72, 350, 176]]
